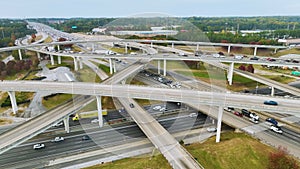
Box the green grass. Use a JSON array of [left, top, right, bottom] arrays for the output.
[[85, 132, 284, 169], [75, 67, 101, 83], [273, 48, 300, 57], [42, 94, 73, 110], [98, 64, 110, 74], [261, 75, 296, 84]]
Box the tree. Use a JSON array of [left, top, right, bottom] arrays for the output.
[[0, 61, 5, 71], [268, 146, 299, 169], [246, 64, 255, 73], [238, 64, 246, 71]]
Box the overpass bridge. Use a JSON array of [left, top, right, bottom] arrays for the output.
[[1, 81, 299, 116]]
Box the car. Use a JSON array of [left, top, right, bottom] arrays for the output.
[[264, 100, 278, 106], [159, 107, 166, 111], [52, 137, 64, 142], [266, 118, 278, 126], [250, 56, 259, 60], [33, 143, 45, 150], [152, 105, 162, 110], [250, 113, 259, 121], [52, 121, 63, 127], [91, 119, 99, 123], [189, 113, 197, 117], [249, 118, 259, 124], [270, 125, 283, 134], [82, 135, 90, 140], [241, 109, 251, 117], [207, 127, 217, 132], [129, 103, 134, 108], [292, 60, 299, 63], [234, 111, 243, 117]]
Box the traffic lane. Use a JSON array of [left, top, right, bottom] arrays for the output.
[[0, 113, 207, 165]]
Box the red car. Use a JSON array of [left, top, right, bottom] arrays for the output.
[[234, 111, 243, 117]]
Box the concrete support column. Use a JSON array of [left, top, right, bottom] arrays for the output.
[[274, 48, 277, 54], [63, 116, 70, 133], [171, 43, 174, 48], [92, 43, 95, 52], [78, 57, 83, 69], [8, 91, 18, 114], [216, 106, 223, 143], [109, 58, 113, 74], [254, 47, 258, 56], [271, 87, 275, 96], [96, 96, 103, 127], [125, 44, 128, 54], [151, 42, 153, 48], [58, 56, 62, 64], [157, 60, 161, 74], [50, 55, 54, 65], [113, 59, 116, 73], [227, 45, 231, 54], [196, 44, 199, 51], [18, 49, 22, 60], [73, 57, 78, 71], [57, 45, 60, 51], [227, 62, 234, 85], [163, 59, 167, 76], [37, 52, 41, 59]]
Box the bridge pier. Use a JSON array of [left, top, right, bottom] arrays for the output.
[[58, 56, 62, 64], [109, 58, 113, 74], [163, 59, 167, 76], [73, 57, 78, 71], [50, 55, 54, 65], [227, 45, 231, 54], [18, 49, 22, 60], [7, 91, 18, 114], [63, 116, 70, 133], [125, 43, 128, 54], [227, 62, 234, 85], [150, 42, 153, 48], [37, 52, 41, 60], [57, 45, 60, 51], [78, 57, 83, 70], [216, 106, 223, 143], [271, 86, 275, 96], [157, 60, 161, 74], [113, 59, 117, 73], [171, 43, 174, 48], [196, 44, 199, 51], [274, 48, 277, 54], [96, 96, 103, 127], [92, 43, 95, 52], [254, 47, 258, 56]]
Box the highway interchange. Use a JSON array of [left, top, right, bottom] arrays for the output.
[[0, 21, 300, 168]]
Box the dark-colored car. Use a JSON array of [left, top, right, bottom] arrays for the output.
[[264, 100, 278, 106], [234, 111, 243, 117], [241, 109, 251, 117], [129, 103, 134, 108], [250, 57, 259, 60], [266, 118, 278, 126], [82, 135, 90, 140]]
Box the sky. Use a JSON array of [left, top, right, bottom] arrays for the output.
[[1, 0, 300, 18]]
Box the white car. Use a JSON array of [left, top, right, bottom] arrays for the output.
[[250, 113, 259, 121], [249, 118, 259, 124], [207, 127, 217, 132], [152, 105, 162, 110], [52, 121, 63, 127], [91, 119, 99, 123], [33, 143, 45, 149], [189, 113, 197, 117], [270, 125, 283, 134], [52, 137, 64, 142], [159, 107, 166, 111]]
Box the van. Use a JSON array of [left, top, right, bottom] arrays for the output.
[[266, 118, 278, 126]]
